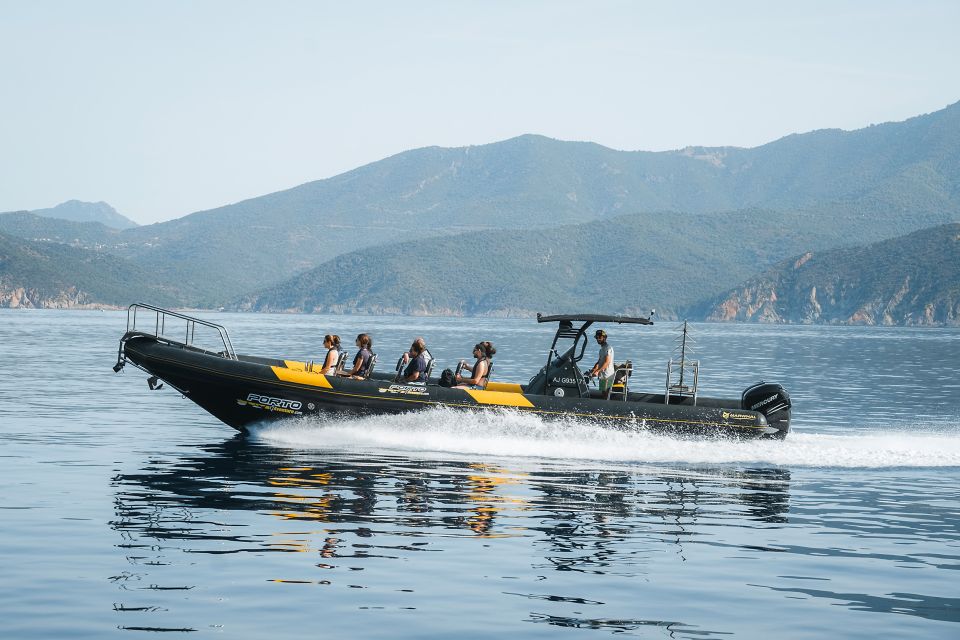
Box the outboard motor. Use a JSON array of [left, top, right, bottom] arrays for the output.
[[742, 382, 792, 439]]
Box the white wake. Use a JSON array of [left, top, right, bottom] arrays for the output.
[[248, 407, 960, 469]]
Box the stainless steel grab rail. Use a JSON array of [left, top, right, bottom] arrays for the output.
[[125, 303, 237, 360]]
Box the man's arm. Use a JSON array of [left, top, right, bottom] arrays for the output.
[[589, 355, 602, 377]]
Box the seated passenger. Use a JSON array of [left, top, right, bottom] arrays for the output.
[[405, 337, 432, 365], [343, 333, 373, 378], [401, 340, 428, 383], [319, 334, 342, 375], [455, 341, 495, 389], [400, 336, 433, 369]]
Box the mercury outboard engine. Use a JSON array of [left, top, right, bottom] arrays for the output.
[[742, 382, 792, 439]]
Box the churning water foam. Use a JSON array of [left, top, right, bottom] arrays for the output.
[[248, 408, 960, 469]]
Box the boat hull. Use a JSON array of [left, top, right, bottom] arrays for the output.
[[120, 335, 789, 439]]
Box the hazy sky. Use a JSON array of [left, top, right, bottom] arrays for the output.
[[2, 1, 958, 224]]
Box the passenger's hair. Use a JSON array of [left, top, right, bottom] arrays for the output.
[[480, 341, 496, 358], [356, 333, 372, 350], [409, 337, 426, 355], [324, 334, 334, 347]]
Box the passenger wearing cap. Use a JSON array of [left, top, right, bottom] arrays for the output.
[[589, 329, 615, 395]]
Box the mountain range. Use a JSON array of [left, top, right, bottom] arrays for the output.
[[1, 101, 959, 322], [1, 200, 140, 230]]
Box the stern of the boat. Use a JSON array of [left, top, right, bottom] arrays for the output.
[[742, 382, 792, 439]]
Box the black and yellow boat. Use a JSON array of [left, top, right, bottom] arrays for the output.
[[114, 304, 792, 439]]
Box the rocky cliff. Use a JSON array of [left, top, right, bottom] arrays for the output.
[[696, 224, 960, 325]]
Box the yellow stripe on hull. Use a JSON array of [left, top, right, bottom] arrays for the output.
[[271, 366, 333, 389], [485, 381, 524, 394], [464, 389, 535, 408]]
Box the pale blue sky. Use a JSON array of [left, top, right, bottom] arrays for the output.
[[2, 1, 958, 224]]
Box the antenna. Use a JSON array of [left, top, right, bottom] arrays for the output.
[[666, 320, 699, 405], [674, 321, 694, 389]]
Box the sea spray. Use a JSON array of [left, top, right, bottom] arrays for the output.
[[248, 408, 960, 469]]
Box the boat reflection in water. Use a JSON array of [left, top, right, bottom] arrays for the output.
[[110, 436, 796, 635], [111, 436, 792, 542]]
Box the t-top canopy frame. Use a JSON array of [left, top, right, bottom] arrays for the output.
[[536, 313, 654, 326], [535, 312, 654, 373]]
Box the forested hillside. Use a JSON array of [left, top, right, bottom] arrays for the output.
[[0, 232, 180, 308], [0, 212, 119, 246], [234, 209, 854, 317], [692, 223, 960, 325]]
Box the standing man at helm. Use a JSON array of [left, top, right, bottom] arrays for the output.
[[589, 329, 615, 395]]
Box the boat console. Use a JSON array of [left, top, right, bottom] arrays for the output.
[[527, 313, 654, 399]]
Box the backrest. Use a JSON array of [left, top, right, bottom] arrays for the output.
[[422, 357, 436, 384], [607, 360, 633, 400], [333, 350, 349, 375], [482, 360, 493, 385], [363, 353, 378, 379], [423, 349, 434, 369], [613, 360, 632, 385], [394, 353, 406, 381]]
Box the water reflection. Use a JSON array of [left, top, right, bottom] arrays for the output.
[[107, 437, 797, 634], [760, 586, 960, 624], [111, 436, 792, 550], [103, 435, 960, 633], [527, 612, 731, 636]]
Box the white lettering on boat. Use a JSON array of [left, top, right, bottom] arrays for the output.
[[722, 411, 756, 421], [244, 393, 303, 412], [378, 384, 429, 396], [751, 394, 779, 410]]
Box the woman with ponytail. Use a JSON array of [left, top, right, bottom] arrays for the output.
[[455, 341, 495, 389], [319, 334, 342, 374]]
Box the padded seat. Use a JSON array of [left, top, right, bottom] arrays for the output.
[[606, 360, 632, 401]]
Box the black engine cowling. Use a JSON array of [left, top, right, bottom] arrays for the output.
[[742, 382, 792, 439]]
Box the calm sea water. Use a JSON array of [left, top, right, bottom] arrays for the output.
[[1, 309, 959, 638]]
